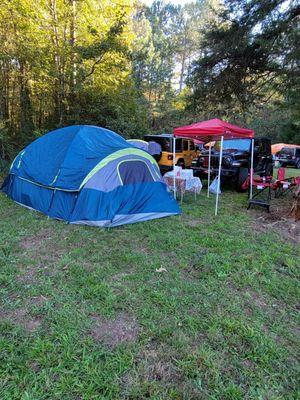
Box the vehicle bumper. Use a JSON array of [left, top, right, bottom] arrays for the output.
[[191, 166, 238, 177]]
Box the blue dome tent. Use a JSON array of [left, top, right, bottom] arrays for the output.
[[1, 125, 180, 227]]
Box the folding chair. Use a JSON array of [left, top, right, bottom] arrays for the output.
[[247, 175, 273, 212], [273, 168, 296, 198]]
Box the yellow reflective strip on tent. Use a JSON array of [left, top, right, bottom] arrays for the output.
[[127, 139, 148, 144], [79, 148, 159, 189]]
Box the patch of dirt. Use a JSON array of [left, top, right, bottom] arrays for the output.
[[244, 289, 270, 311], [16, 260, 59, 283], [110, 272, 132, 281], [184, 217, 203, 227], [119, 344, 181, 396], [130, 240, 151, 256], [17, 227, 64, 282], [249, 198, 300, 244], [29, 295, 49, 306], [0, 308, 43, 332], [0, 294, 48, 333], [180, 249, 210, 280], [241, 359, 255, 369], [226, 282, 286, 320], [139, 348, 178, 382], [30, 361, 41, 373], [90, 312, 139, 349], [20, 228, 54, 251], [16, 265, 39, 283]]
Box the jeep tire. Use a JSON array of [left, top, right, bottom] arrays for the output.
[[265, 163, 273, 177], [236, 167, 249, 192]]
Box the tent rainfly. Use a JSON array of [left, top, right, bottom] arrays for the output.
[[173, 118, 255, 215], [1, 125, 180, 227]]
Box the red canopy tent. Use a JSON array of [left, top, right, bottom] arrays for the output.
[[174, 118, 254, 141], [173, 119, 255, 215]]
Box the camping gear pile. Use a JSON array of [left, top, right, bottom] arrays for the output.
[[1, 125, 180, 227]]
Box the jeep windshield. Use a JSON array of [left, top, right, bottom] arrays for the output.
[[214, 139, 251, 152]]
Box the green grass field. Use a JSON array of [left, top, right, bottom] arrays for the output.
[[0, 173, 299, 399]]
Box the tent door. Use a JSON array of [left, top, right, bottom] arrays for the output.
[[118, 160, 155, 185]]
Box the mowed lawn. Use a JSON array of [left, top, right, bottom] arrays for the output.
[[0, 176, 299, 399]]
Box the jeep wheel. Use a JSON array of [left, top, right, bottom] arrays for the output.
[[297, 160, 300, 169], [265, 163, 273, 177], [236, 167, 249, 192]]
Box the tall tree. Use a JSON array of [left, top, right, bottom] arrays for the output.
[[0, 0, 141, 156], [188, 0, 300, 125]]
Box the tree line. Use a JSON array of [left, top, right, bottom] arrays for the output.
[[0, 0, 299, 164]]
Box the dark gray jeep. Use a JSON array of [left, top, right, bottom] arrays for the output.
[[191, 137, 273, 191], [276, 147, 300, 169]]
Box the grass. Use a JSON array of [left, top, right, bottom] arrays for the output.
[[274, 166, 299, 179], [0, 174, 299, 399]]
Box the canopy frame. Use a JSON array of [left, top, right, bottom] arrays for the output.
[[173, 119, 254, 216]]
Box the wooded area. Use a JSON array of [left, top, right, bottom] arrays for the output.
[[0, 0, 299, 162]]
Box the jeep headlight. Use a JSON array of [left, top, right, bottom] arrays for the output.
[[224, 156, 232, 165], [232, 161, 242, 167]]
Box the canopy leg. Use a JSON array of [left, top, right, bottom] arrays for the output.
[[250, 138, 254, 200], [173, 136, 176, 199], [207, 144, 211, 198], [215, 135, 223, 216]]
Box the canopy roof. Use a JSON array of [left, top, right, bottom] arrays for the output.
[[174, 118, 254, 142]]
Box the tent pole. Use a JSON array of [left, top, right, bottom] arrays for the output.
[[250, 138, 254, 200], [207, 143, 211, 198], [215, 135, 223, 216], [173, 136, 176, 198]]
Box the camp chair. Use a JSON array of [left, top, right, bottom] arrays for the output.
[[247, 174, 273, 212], [272, 167, 296, 198]]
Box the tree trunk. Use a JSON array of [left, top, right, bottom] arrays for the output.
[[179, 52, 186, 93], [49, 0, 64, 125], [69, 0, 76, 97], [0, 61, 10, 120], [19, 61, 35, 139]]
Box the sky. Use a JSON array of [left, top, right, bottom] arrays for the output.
[[142, 0, 194, 5]]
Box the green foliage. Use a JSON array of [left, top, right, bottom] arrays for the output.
[[0, 0, 149, 155], [0, 0, 299, 159]]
